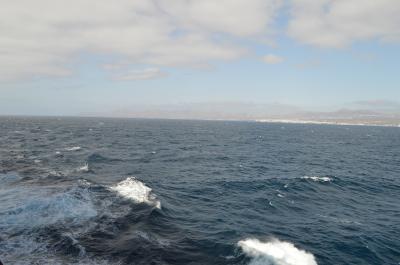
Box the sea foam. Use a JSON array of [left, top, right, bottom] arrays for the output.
[[110, 177, 161, 209], [301, 176, 332, 182], [78, 163, 90, 173], [66, 146, 82, 151], [238, 238, 318, 265]]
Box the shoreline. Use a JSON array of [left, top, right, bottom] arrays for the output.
[[254, 119, 400, 128], [1, 115, 400, 128]]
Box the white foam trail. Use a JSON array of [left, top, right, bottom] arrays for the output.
[[301, 176, 332, 182], [66, 146, 82, 151], [110, 177, 161, 209], [238, 238, 318, 265]]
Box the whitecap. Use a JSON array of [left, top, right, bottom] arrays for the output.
[[78, 179, 92, 187], [110, 177, 161, 209], [301, 176, 332, 183], [78, 163, 90, 173], [238, 238, 318, 265], [47, 170, 64, 177], [66, 146, 82, 151]]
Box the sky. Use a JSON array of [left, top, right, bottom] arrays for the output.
[[1, 0, 400, 116]]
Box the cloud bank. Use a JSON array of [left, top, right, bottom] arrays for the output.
[[1, 0, 399, 80], [0, 0, 281, 80], [288, 0, 400, 48]]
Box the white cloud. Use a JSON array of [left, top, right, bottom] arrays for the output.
[[159, 0, 282, 37], [112, 68, 167, 81], [0, 0, 282, 80], [288, 0, 400, 48], [2, 0, 400, 81], [262, 54, 284, 64]]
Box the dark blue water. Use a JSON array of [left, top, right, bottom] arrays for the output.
[[0, 117, 399, 265]]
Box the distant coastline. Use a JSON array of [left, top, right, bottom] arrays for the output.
[[2, 115, 400, 128], [254, 119, 400, 127], [103, 102, 400, 128]]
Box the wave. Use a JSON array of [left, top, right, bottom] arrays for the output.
[[0, 186, 97, 231], [0, 173, 22, 186], [87, 153, 121, 163], [78, 163, 90, 173], [238, 238, 318, 265], [66, 146, 82, 151], [301, 176, 333, 183], [0, 178, 99, 264], [110, 177, 161, 209], [316, 214, 362, 225], [0, 173, 161, 264]]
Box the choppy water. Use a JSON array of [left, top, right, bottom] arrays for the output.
[[0, 117, 399, 265]]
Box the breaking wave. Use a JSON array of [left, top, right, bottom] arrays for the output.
[[110, 177, 161, 209], [301, 176, 333, 182], [78, 163, 90, 172], [238, 238, 318, 265], [66, 146, 82, 151], [0, 174, 162, 265]]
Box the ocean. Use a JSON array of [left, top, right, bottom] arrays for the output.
[[0, 117, 399, 265]]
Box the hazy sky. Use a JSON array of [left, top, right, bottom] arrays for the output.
[[1, 0, 400, 116]]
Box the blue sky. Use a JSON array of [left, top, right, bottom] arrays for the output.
[[1, 0, 400, 116]]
